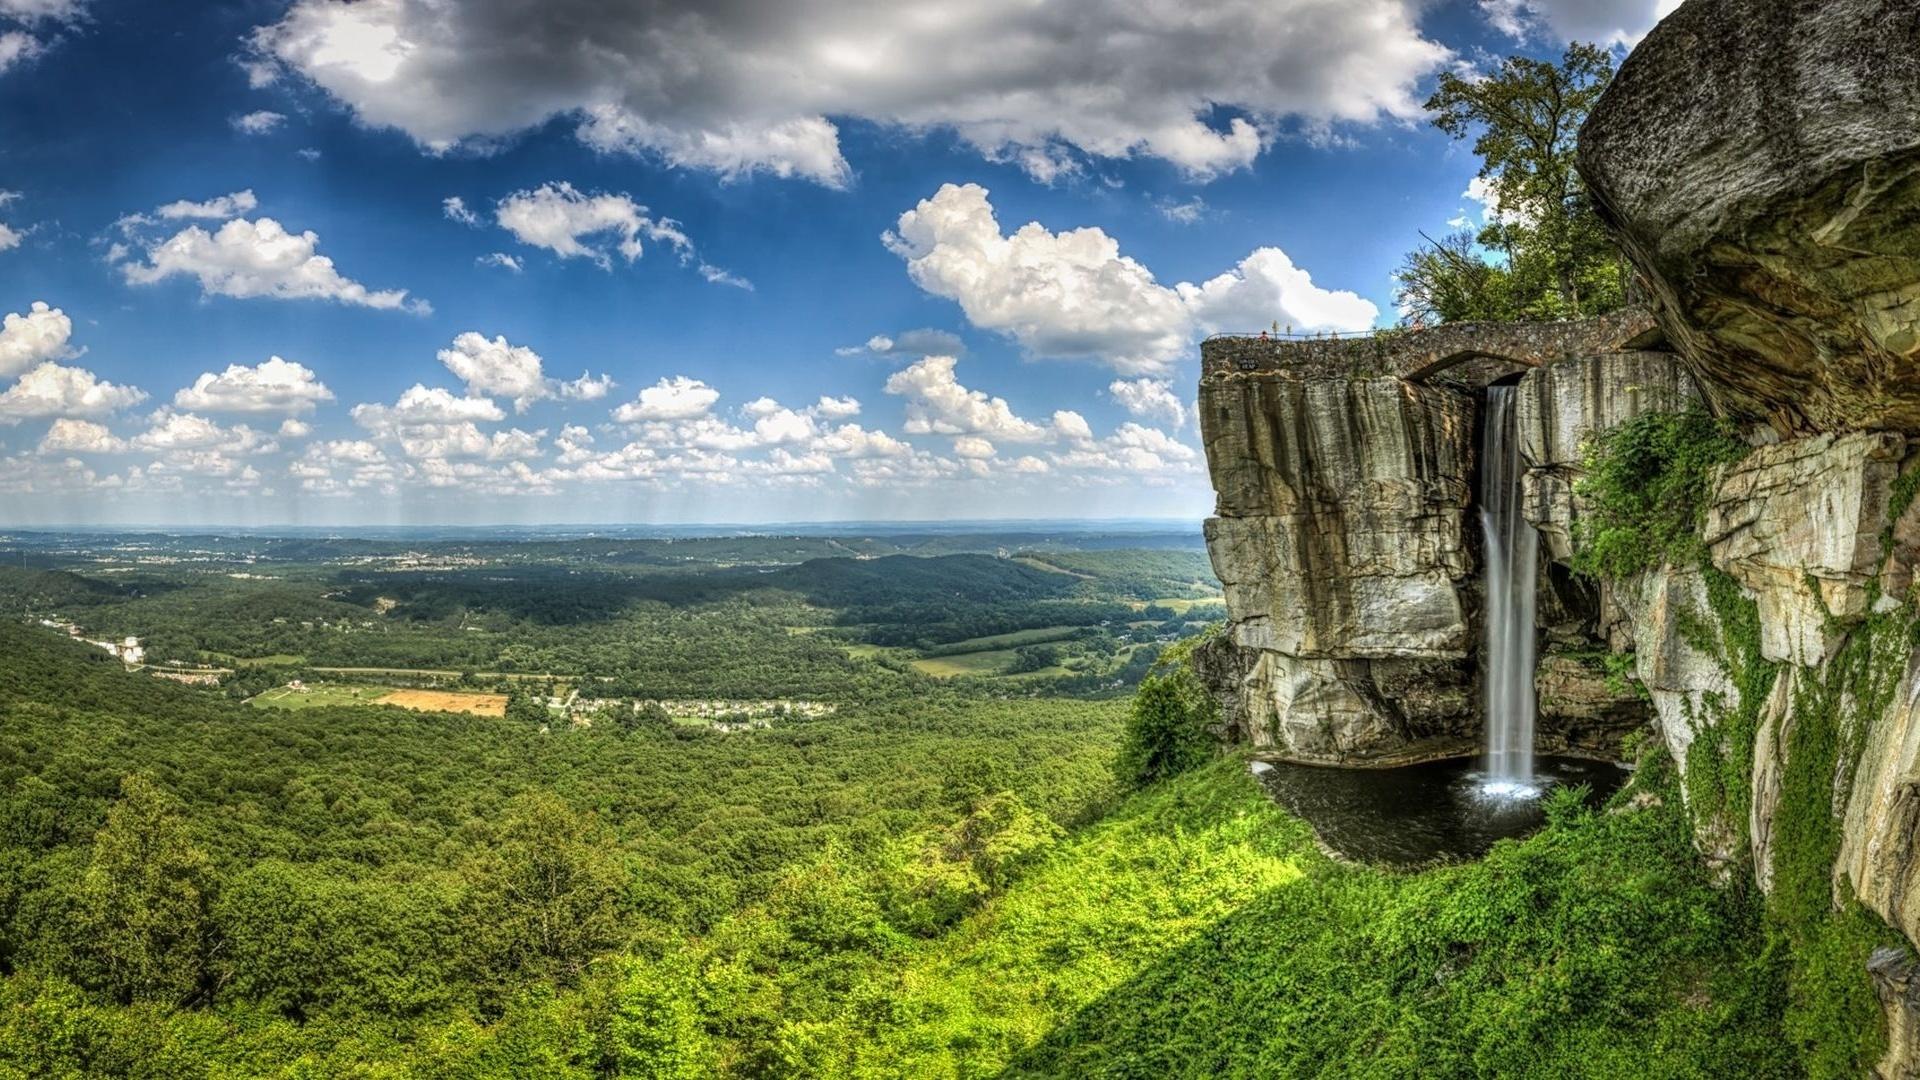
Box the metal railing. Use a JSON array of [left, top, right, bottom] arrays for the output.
[[1202, 327, 1384, 342]]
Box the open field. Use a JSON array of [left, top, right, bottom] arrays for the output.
[[250, 684, 399, 710], [922, 625, 1083, 654], [375, 688, 508, 717]]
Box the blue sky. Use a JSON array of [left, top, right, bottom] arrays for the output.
[[0, 0, 1673, 526]]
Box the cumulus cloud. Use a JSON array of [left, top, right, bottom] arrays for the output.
[[434, 331, 612, 412], [440, 332, 542, 412], [251, 0, 1448, 183], [353, 384, 504, 428], [0, 362, 146, 423], [494, 182, 684, 267], [1178, 247, 1379, 336], [887, 184, 1374, 374], [119, 214, 428, 313], [231, 110, 287, 135], [133, 409, 276, 454], [613, 376, 720, 423], [173, 356, 334, 414], [1108, 377, 1187, 429], [38, 418, 124, 454], [0, 300, 76, 378], [836, 328, 965, 361], [884, 355, 1048, 442], [1479, 0, 1681, 46]]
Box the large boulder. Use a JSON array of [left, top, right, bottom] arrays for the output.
[[1578, 0, 1920, 435]]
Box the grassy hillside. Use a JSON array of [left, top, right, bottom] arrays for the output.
[[802, 758, 1794, 1079]]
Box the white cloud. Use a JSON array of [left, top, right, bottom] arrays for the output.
[[885, 185, 1376, 374], [173, 356, 334, 414], [836, 328, 965, 361], [1052, 421, 1199, 474], [156, 190, 260, 220], [278, 417, 312, 438], [0, 300, 76, 377], [120, 215, 428, 313], [1051, 409, 1093, 442], [443, 195, 480, 226], [884, 355, 1048, 442], [0, 190, 23, 251], [428, 332, 614, 415], [1156, 196, 1208, 225], [0, 362, 145, 423], [613, 376, 719, 423], [353, 384, 504, 427], [437, 332, 541, 412], [952, 435, 995, 459], [1108, 377, 1187, 429], [0, 30, 38, 74], [558, 371, 612, 402], [476, 252, 522, 272], [0, 1, 86, 76], [885, 184, 1192, 374], [232, 111, 288, 135], [811, 395, 860, 420], [494, 182, 683, 268], [253, 0, 1449, 183], [1478, 0, 1681, 47], [1179, 247, 1378, 336], [38, 418, 123, 454], [133, 409, 275, 454]]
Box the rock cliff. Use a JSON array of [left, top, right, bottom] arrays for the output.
[[1202, 1, 1920, 1068], [1198, 320, 1663, 765]]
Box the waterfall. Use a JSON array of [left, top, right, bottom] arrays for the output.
[[1479, 385, 1537, 792]]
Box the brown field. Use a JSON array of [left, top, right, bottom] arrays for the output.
[[374, 689, 509, 717]]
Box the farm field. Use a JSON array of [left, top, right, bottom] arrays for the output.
[[377, 688, 508, 717], [249, 683, 510, 717]]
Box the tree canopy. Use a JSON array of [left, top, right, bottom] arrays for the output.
[[1396, 42, 1625, 324]]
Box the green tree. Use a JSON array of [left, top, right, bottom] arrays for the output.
[[1115, 644, 1217, 787], [1396, 42, 1624, 324], [75, 775, 213, 1005], [461, 792, 626, 992]]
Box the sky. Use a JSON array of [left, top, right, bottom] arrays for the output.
[[0, 0, 1678, 527]]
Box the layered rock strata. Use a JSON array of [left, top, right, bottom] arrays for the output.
[[1198, 320, 1661, 765]]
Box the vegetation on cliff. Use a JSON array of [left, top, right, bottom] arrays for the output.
[[1570, 407, 1747, 579], [1571, 409, 1914, 1078], [1395, 43, 1626, 325]]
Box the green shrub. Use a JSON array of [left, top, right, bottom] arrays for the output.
[[1571, 408, 1748, 579]]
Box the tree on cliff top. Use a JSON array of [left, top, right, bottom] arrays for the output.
[[1396, 42, 1625, 324]]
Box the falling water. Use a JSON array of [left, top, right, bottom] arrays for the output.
[[1479, 385, 1538, 794]]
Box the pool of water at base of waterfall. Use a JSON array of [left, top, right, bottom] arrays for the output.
[[1250, 756, 1630, 869]]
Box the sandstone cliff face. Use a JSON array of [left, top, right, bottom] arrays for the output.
[[1579, 0, 1920, 436], [1197, 371, 1479, 764], [1576, 5, 1920, 1065], [1198, 328, 1662, 765]]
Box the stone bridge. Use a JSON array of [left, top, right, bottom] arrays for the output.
[[1200, 306, 1660, 384]]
